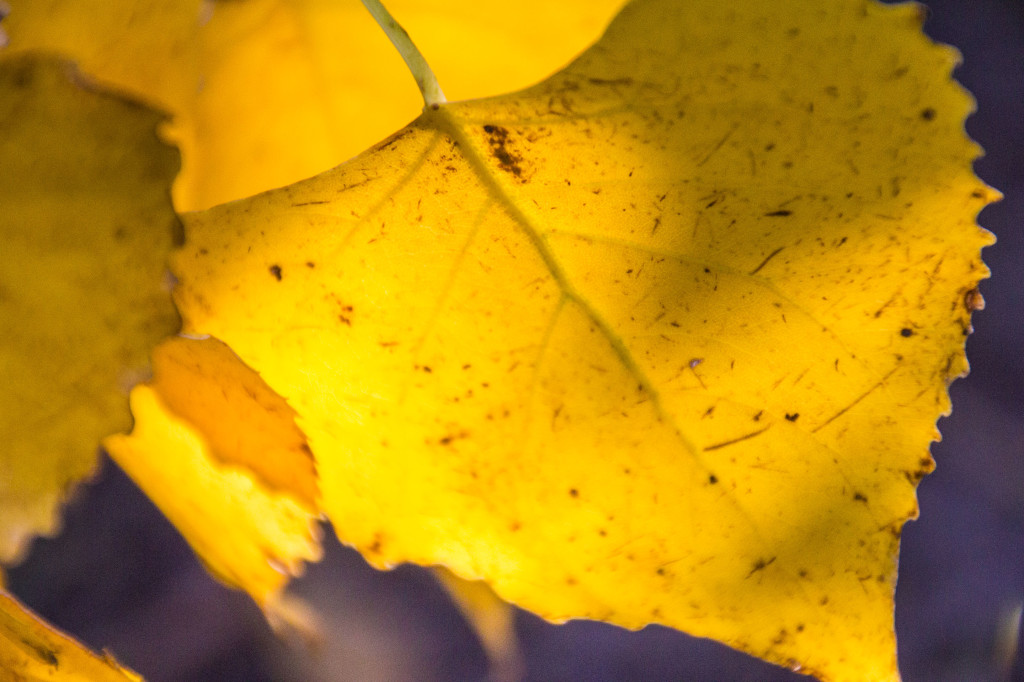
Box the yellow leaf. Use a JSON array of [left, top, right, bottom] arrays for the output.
[[0, 588, 142, 681], [102, 337, 322, 607], [3, 0, 623, 210], [146, 336, 318, 507], [0, 55, 180, 564], [176, 0, 993, 679], [433, 567, 520, 681]]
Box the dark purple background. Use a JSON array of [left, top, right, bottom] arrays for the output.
[[7, 1, 1023, 680]]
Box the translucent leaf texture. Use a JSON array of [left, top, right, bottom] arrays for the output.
[[103, 337, 323, 607], [172, 0, 996, 678], [3, 0, 623, 209], [0, 55, 180, 564]]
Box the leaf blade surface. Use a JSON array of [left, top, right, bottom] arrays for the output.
[[172, 0, 996, 679], [0, 55, 180, 564]]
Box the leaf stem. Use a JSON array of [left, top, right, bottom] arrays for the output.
[[360, 0, 447, 108]]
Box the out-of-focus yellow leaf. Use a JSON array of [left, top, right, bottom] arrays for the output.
[[0, 588, 142, 681], [3, 0, 623, 210], [0, 55, 180, 564], [0, 1, 202, 109], [171, 0, 996, 678], [146, 336, 318, 507], [103, 337, 322, 607], [433, 568, 520, 682]]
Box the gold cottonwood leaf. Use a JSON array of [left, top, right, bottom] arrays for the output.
[[432, 568, 519, 679], [3, 0, 623, 210], [171, 0, 995, 679], [0, 55, 179, 564], [0, 589, 142, 682], [103, 337, 322, 606], [145, 336, 318, 507]]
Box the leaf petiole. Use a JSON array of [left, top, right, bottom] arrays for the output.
[[359, 0, 447, 108]]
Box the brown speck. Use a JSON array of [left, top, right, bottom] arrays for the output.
[[900, 327, 914, 337], [854, 491, 868, 503], [703, 425, 771, 451], [569, 488, 579, 498], [785, 413, 799, 422], [587, 77, 634, 86], [709, 474, 719, 484], [483, 124, 525, 180], [269, 264, 282, 281], [764, 209, 792, 217], [747, 556, 776, 577], [920, 107, 936, 121], [964, 288, 984, 312]]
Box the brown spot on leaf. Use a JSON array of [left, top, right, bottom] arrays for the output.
[[483, 124, 527, 181], [747, 556, 776, 577], [964, 287, 984, 312], [587, 77, 635, 87], [704, 425, 771, 451]]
